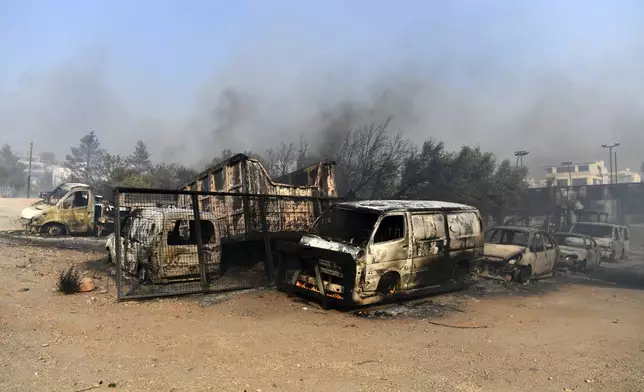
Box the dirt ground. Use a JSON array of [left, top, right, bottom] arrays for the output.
[[1, 201, 644, 392]]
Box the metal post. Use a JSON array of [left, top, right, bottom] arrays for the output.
[[608, 147, 613, 184], [26, 142, 33, 198], [258, 197, 276, 285], [614, 151, 618, 184], [114, 188, 122, 300], [191, 193, 208, 291]]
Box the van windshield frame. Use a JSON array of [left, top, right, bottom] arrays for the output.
[[310, 207, 379, 247]]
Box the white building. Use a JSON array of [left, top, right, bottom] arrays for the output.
[[616, 168, 641, 184], [543, 160, 608, 187]]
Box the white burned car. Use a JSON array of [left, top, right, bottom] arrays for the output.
[[477, 226, 559, 283], [551, 232, 600, 272], [105, 207, 221, 284], [569, 222, 629, 261]]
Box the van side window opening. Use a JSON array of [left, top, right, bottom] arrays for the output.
[[374, 215, 405, 243], [544, 234, 555, 249], [533, 233, 545, 252], [166, 220, 216, 245], [447, 212, 480, 237], [412, 214, 445, 240]]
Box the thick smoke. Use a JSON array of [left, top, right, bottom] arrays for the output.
[[2, 16, 644, 178]]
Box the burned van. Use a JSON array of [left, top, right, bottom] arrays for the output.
[[276, 200, 484, 307]]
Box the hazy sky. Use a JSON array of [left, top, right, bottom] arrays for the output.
[[1, 0, 643, 176]]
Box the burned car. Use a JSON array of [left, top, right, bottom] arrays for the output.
[[551, 232, 600, 272], [105, 207, 221, 284], [276, 200, 484, 307], [475, 226, 559, 283], [569, 222, 627, 261]]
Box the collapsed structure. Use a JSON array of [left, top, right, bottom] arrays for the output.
[[178, 153, 337, 241]]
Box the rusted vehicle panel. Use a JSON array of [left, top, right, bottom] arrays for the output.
[[551, 232, 600, 271], [105, 207, 221, 284], [475, 226, 559, 283], [179, 153, 337, 241], [276, 200, 484, 307]]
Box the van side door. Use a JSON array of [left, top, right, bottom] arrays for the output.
[[366, 213, 410, 292], [409, 212, 448, 288], [622, 227, 630, 255], [542, 232, 558, 274], [530, 232, 548, 276]]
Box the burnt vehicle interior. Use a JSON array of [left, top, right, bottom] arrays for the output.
[[552, 234, 596, 248], [166, 219, 216, 246], [485, 228, 530, 247], [311, 207, 379, 246], [571, 224, 613, 238]]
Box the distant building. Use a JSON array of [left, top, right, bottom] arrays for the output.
[[543, 160, 608, 187], [616, 168, 641, 184], [17, 156, 46, 186]]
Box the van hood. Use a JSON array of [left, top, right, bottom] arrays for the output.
[[299, 234, 361, 259], [483, 244, 525, 261], [21, 204, 48, 220]]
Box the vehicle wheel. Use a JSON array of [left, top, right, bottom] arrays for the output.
[[516, 266, 532, 285], [137, 264, 151, 285], [105, 252, 112, 264], [610, 250, 616, 262], [43, 223, 65, 237], [579, 260, 588, 272], [376, 273, 399, 295], [621, 250, 627, 260], [454, 264, 470, 286]]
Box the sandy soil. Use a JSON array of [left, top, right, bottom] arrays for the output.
[[0, 209, 643, 391], [0, 198, 38, 231]]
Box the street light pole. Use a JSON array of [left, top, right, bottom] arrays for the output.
[[514, 150, 529, 167], [601, 143, 620, 184]]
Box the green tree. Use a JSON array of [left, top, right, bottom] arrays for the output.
[[0, 144, 26, 191], [127, 140, 152, 174], [65, 131, 105, 185]]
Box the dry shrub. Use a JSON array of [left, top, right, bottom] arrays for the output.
[[57, 266, 81, 294]]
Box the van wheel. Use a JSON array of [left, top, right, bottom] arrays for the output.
[[376, 273, 399, 295], [43, 223, 65, 237], [454, 263, 470, 285], [621, 250, 627, 260], [609, 250, 616, 262], [516, 266, 532, 285], [137, 264, 151, 285]]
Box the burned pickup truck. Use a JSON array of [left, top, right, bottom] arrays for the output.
[[21, 182, 113, 236], [276, 200, 484, 307]]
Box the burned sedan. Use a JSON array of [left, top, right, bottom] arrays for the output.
[[276, 200, 484, 307], [551, 232, 600, 272], [475, 226, 559, 283]]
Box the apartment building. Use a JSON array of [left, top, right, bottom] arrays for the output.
[[543, 160, 608, 187]]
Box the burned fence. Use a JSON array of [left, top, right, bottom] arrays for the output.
[[112, 187, 336, 300]]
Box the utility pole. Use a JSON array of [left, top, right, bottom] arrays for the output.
[[601, 142, 620, 184], [26, 142, 33, 198]]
